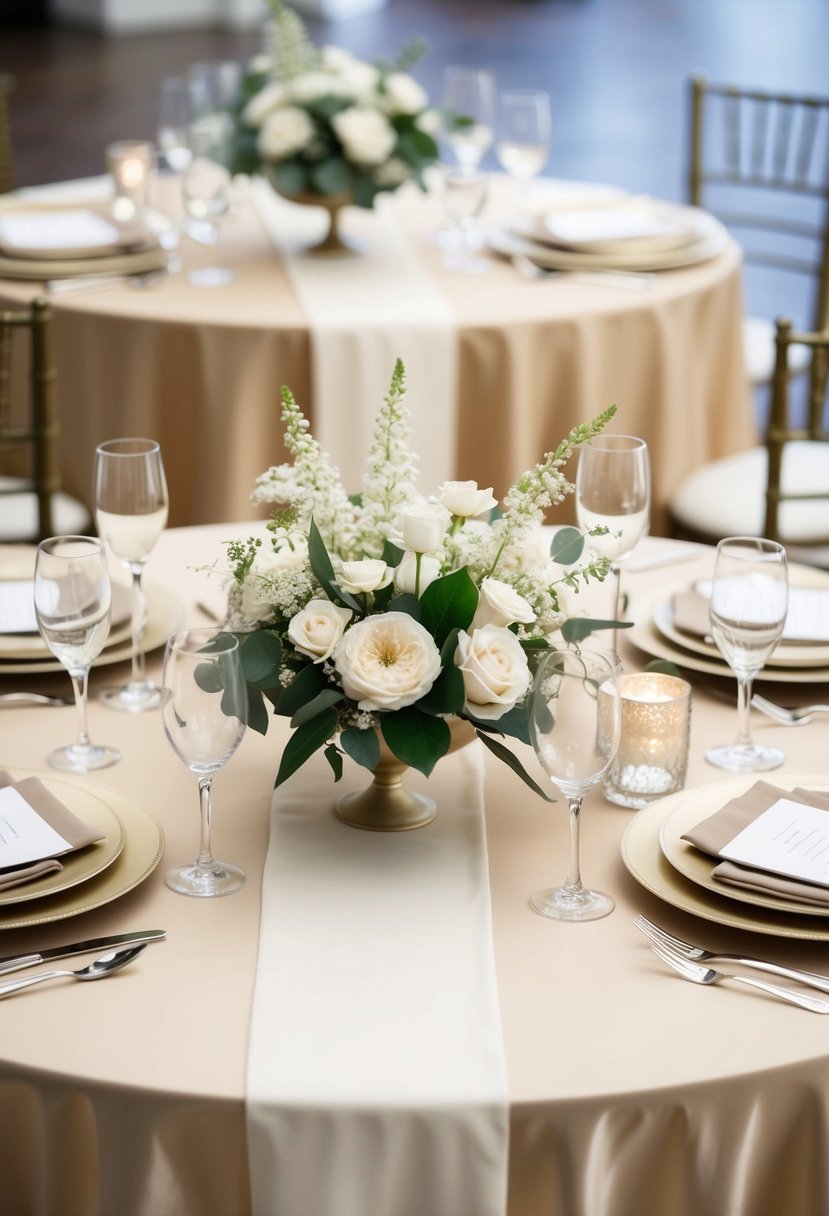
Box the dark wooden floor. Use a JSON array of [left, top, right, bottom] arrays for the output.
[[2, 0, 828, 336]]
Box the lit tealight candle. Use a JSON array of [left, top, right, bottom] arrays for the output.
[[106, 140, 156, 221], [601, 671, 692, 809]]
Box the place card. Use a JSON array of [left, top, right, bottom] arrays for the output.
[[0, 785, 72, 869], [720, 796, 829, 888], [0, 580, 38, 634], [684, 582, 829, 643]]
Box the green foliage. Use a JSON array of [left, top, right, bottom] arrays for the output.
[[275, 706, 339, 786], [549, 527, 585, 566], [560, 617, 633, 642], [381, 708, 451, 777], [419, 567, 478, 649], [474, 732, 554, 802], [340, 727, 381, 772]]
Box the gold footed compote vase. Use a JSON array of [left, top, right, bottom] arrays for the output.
[[334, 718, 476, 832], [265, 172, 354, 254]]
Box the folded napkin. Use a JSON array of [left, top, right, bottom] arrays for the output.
[[0, 207, 156, 259], [0, 771, 105, 891], [672, 584, 829, 645], [542, 203, 689, 251], [682, 781, 829, 907]]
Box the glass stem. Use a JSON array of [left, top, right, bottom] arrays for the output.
[[562, 797, 585, 895], [196, 776, 217, 869], [129, 564, 147, 688], [735, 676, 754, 749], [611, 563, 623, 652], [70, 668, 91, 751]]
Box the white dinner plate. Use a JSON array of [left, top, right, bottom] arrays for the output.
[[621, 776, 829, 940], [532, 199, 703, 255], [657, 778, 829, 919]]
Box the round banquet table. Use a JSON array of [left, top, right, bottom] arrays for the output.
[[0, 176, 754, 534], [1, 527, 829, 1216]]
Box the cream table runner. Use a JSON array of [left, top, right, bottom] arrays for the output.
[[245, 741, 508, 1216], [251, 178, 457, 496]]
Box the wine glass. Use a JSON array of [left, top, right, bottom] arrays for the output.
[[575, 435, 651, 630], [33, 536, 121, 772], [182, 124, 235, 287], [495, 89, 552, 196], [95, 438, 169, 712], [187, 59, 242, 129], [441, 66, 497, 170], [706, 536, 788, 772], [158, 76, 194, 174], [161, 628, 247, 897], [529, 647, 622, 921], [440, 167, 490, 273]]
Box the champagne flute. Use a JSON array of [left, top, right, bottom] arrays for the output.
[[706, 536, 788, 772], [529, 647, 621, 921], [95, 438, 169, 712], [575, 435, 651, 629], [162, 628, 247, 897], [158, 75, 194, 174], [33, 536, 121, 772], [441, 66, 497, 170], [182, 124, 235, 287], [495, 89, 552, 195]]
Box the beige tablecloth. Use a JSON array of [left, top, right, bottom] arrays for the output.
[[0, 178, 753, 533], [1, 527, 829, 1215]]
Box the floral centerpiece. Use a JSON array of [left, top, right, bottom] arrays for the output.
[[221, 360, 622, 824], [227, 0, 440, 232]]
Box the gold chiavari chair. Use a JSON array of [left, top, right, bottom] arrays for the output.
[[0, 74, 14, 195]]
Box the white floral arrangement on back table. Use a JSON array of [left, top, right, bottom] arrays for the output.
[[221, 360, 623, 796], [227, 0, 440, 209]]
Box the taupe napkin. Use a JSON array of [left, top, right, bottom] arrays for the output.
[[0, 770, 105, 892], [671, 586, 711, 638], [682, 781, 829, 907]]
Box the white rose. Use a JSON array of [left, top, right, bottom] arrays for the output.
[[338, 559, 393, 594], [382, 72, 428, 116], [334, 612, 442, 710], [243, 80, 288, 126], [240, 544, 307, 622], [321, 45, 356, 72], [337, 62, 381, 101], [258, 105, 316, 159], [455, 625, 531, 721], [400, 502, 451, 553], [247, 53, 274, 75], [288, 598, 352, 662], [415, 107, 442, 136], [373, 156, 410, 188], [394, 551, 441, 596], [438, 480, 498, 519], [332, 106, 397, 166], [470, 578, 536, 632]]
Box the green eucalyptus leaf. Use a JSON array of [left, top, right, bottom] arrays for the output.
[[276, 662, 328, 718], [236, 630, 283, 688], [560, 617, 633, 642], [475, 731, 555, 802], [381, 709, 451, 777], [417, 665, 465, 716], [644, 659, 683, 677], [271, 160, 308, 196], [291, 689, 344, 728], [275, 707, 339, 787], [340, 727, 381, 772], [246, 687, 271, 736], [389, 592, 421, 621], [324, 743, 344, 783], [310, 157, 352, 196], [550, 527, 585, 565], [194, 661, 224, 694], [419, 567, 478, 648]]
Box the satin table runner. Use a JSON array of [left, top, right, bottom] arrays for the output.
[[246, 740, 508, 1216], [251, 179, 457, 496]]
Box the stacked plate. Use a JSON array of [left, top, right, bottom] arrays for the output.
[[0, 769, 164, 930], [0, 204, 167, 280], [489, 184, 729, 273], [622, 774, 829, 941]]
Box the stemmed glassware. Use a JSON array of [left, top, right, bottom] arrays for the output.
[[33, 536, 121, 772], [157, 76, 194, 174], [95, 438, 169, 712], [182, 124, 235, 287], [706, 536, 789, 772], [440, 168, 490, 273], [441, 66, 497, 170], [161, 628, 247, 897], [529, 647, 622, 921], [495, 89, 552, 196], [575, 435, 651, 630]]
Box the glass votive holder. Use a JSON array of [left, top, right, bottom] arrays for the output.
[[602, 672, 691, 809], [106, 140, 156, 222]]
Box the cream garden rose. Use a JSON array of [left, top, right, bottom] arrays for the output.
[[382, 71, 429, 116], [288, 599, 352, 662], [470, 578, 536, 632], [438, 480, 498, 519], [331, 105, 397, 166], [338, 559, 393, 594], [333, 612, 442, 710], [258, 105, 316, 159], [455, 625, 531, 720]]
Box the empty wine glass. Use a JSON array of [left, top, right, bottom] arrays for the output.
[[162, 628, 247, 897], [706, 536, 788, 772], [529, 647, 621, 921], [440, 167, 490, 273], [95, 438, 169, 712], [575, 435, 651, 631], [33, 536, 120, 772], [182, 124, 235, 287], [187, 59, 242, 130], [495, 89, 552, 195], [441, 65, 497, 170]]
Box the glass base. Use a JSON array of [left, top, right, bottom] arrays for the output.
[[48, 742, 121, 772], [442, 250, 490, 275], [187, 266, 235, 287], [530, 885, 615, 922], [98, 681, 161, 713], [165, 860, 246, 898], [705, 742, 784, 773]]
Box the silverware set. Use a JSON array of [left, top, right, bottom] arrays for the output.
[[0, 929, 166, 997], [635, 915, 829, 1013]]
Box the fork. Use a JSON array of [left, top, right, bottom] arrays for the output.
[[648, 939, 829, 1013], [751, 694, 829, 726], [634, 915, 829, 994]]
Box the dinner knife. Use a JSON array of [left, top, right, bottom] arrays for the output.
[[0, 929, 167, 975]]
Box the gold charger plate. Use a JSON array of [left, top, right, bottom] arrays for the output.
[[0, 773, 164, 929], [0, 582, 183, 675], [621, 776, 829, 940], [0, 245, 167, 281], [0, 771, 126, 905], [658, 776, 829, 919]]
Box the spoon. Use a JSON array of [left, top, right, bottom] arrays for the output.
[[0, 943, 146, 999]]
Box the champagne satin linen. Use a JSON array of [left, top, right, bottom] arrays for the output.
[[2, 528, 828, 1216], [0, 177, 752, 532]]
